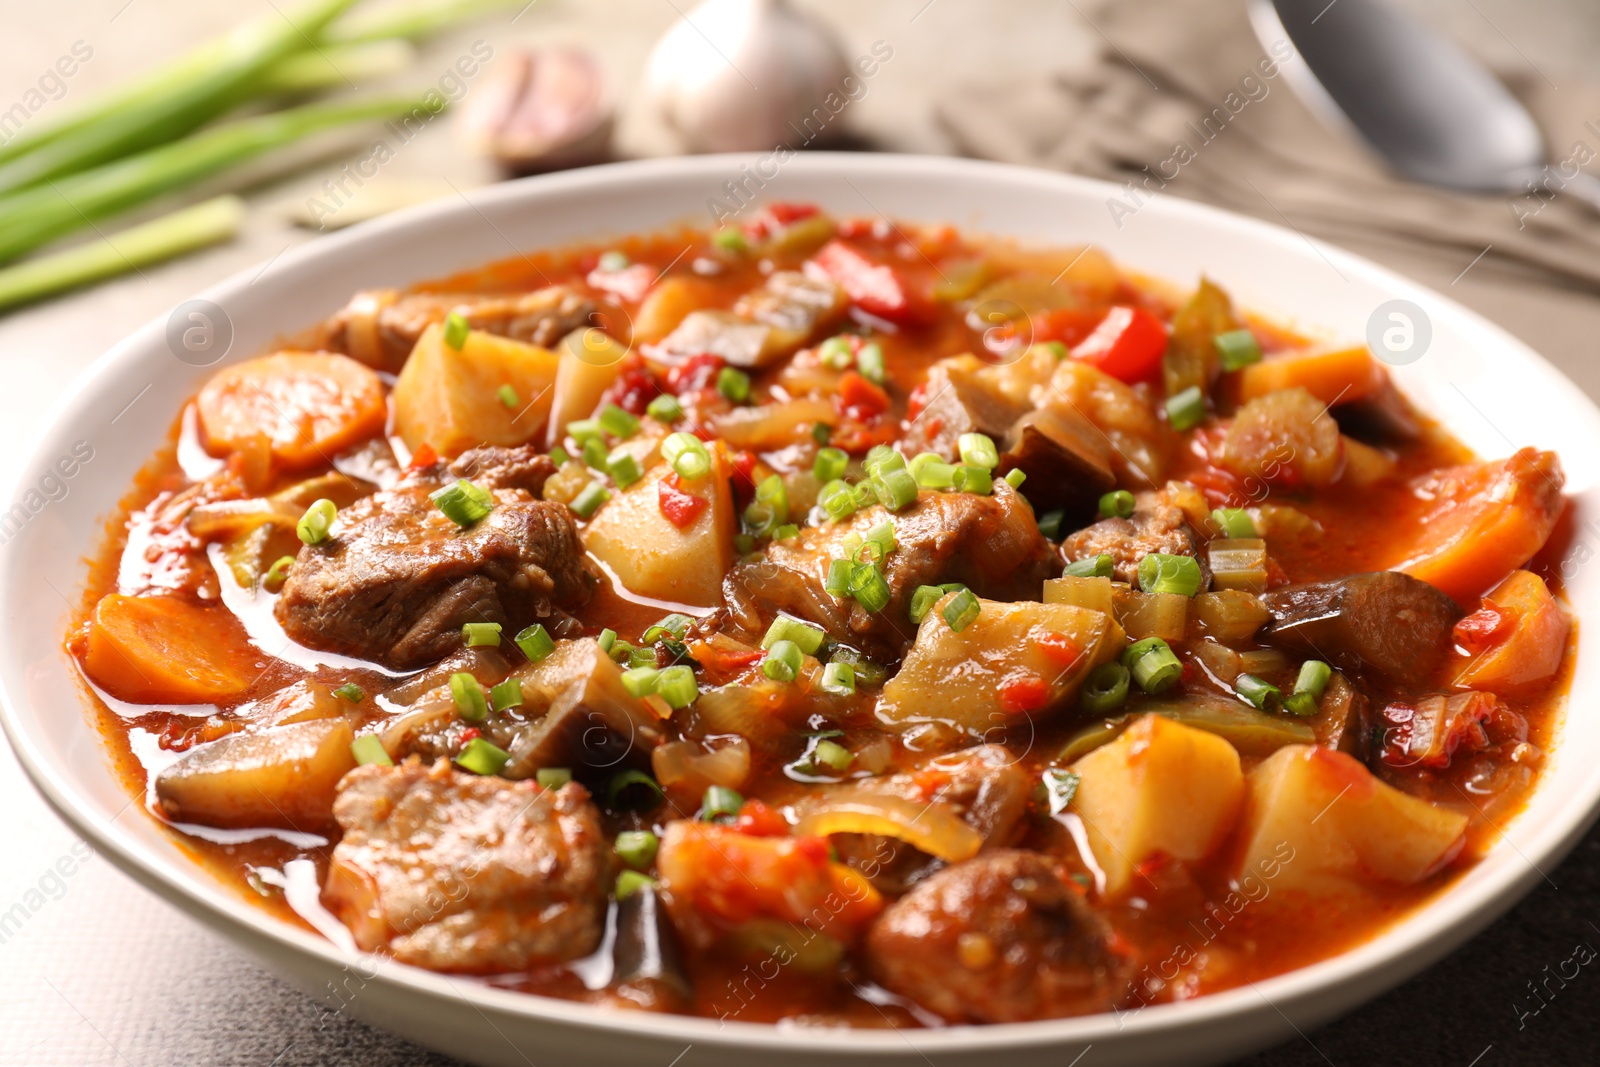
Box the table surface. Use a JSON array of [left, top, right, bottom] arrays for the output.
[[3, 2, 1599, 1065]]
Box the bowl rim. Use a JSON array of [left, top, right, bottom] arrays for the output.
[[5, 151, 1600, 1055]]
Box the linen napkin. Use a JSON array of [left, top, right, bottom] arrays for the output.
[[935, 0, 1600, 396]]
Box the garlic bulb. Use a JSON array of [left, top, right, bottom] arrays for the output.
[[643, 0, 849, 153], [458, 48, 613, 173]]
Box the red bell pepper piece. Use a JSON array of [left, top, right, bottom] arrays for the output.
[[1070, 306, 1169, 383], [838, 371, 890, 419], [809, 240, 928, 325]]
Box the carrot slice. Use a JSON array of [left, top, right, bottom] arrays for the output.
[[198, 351, 386, 468], [1392, 448, 1565, 603], [1233, 345, 1386, 408], [1452, 570, 1570, 691], [83, 594, 257, 704]]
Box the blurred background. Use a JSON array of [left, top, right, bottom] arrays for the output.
[[2, 1, 1599, 1065]]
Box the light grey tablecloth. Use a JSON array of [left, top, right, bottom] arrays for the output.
[[2, 2, 1598, 1065]]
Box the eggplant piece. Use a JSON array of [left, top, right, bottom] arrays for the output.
[[1260, 572, 1462, 681], [1310, 673, 1371, 758], [383, 646, 513, 706], [902, 361, 1029, 459], [1000, 404, 1116, 513], [498, 638, 665, 778], [1333, 377, 1423, 443], [611, 885, 691, 1003]]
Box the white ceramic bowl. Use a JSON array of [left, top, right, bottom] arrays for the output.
[[4, 154, 1599, 1067]]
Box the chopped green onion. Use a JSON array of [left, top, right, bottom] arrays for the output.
[[848, 562, 891, 613], [456, 737, 510, 776], [752, 474, 789, 527], [942, 588, 981, 632], [819, 335, 854, 369], [462, 621, 502, 648], [296, 498, 337, 545], [909, 584, 945, 625], [820, 661, 856, 695], [863, 520, 897, 556], [1165, 385, 1206, 431], [761, 639, 803, 682], [570, 482, 611, 519], [431, 479, 493, 526], [642, 614, 693, 644], [874, 466, 919, 510], [863, 445, 902, 475], [773, 523, 799, 540], [662, 432, 711, 480], [1285, 692, 1319, 717], [812, 738, 854, 772], [609, 639, 636, 663], [856, 342, 886, 384], [646, 393, 683, 423], [514, 623, 556, 663], [828, 646, 887, 687], [1235, 673, 1283, 713], [1211, 507, 1257, 539], [490, 677, 523, 711], [717, 366, 751, 403], [550, 445, 572, 467], [1064, 554, 1115, 578], [811, 422, 834, 444], [581, 436, 608, 469], [1099, 490, 1136, 519], [656, 665, 699, 708], [1294, 659, 1332, 700], [350, 735, 391, 767], [953, 465, 992, 495], [1038, 510, 1065, 541], [536, 767, 573, 790], [443, 310, 470, 350], [597, 628, 617, 654], [762, 615, 826, 655], [825, 558, 857, 598], [1004, 468, 1027, 489], [615, 870, 656, 901], [813, 446, 849, 482], [262, 554, 294, 593], [614, 830, 659, 869], [910, 452, 956, 489], [497, 384, 520, 409], [1214, 328, 1263, 371], [713, 226, 747, 252], [852, 483, 878, 510], [628, 646, 658, 669], [1081, 662, 1131, 714], [567, 417, 604, 443], [1138, 553, 1204, 597], [607, 769, 665, 811], [599, 403, 640, 439], [333, 682, 364, 703], [818, 479, 859, 521], [607, 448, 643, 489], [1042, 768, 1080, 814], [621, 666, 660, 697], [450, 672, 488, 722], [598, 250, 630, 272], [958, 433, 1000, 469], [1123, 637, 1183, 694], [700, 784, 743, 822]]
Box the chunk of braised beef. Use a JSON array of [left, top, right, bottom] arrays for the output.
[[321, 286, 598, 372], [323, 759, 605, 972], [1059, 493, 1206, 586], [865, 850, 1134, 1023], [1260, 571, 1462, 682], [275, 456, 597, 670]]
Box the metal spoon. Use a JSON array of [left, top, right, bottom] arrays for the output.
[[1249, 0, 1600, 210]]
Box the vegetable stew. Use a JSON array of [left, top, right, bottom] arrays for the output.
[[67, 204, 1573, 1026]]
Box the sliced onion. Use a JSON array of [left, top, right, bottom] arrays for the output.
[[652, 737, 751, 794], [792, 795, 983, 863]]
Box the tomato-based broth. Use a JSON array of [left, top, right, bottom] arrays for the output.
[[67, 205, 1570, 1026]]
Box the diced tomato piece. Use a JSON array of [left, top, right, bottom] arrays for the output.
[[666, 353, 725, 395], [1032, 307, 1107, 349], [743, 202, 820, 240], [585, 262, 656, 303], [457, 727, 481, 744], [838, 371, 890, 419], [1070, 306, 1169, 383], [729, 449, 759, 504], [600, 359, 661, 415], [1000, 673, 1050, 714], [1453, 603, 1514, 652], [734, 799, 791, 837], [407, 441, 438, 470], [658, 476, 708, 528], [809, 240, 929, 325], [1035, 631, 1083, 669]]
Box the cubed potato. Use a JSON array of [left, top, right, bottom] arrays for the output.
[[634, 275, 719, 344], [392, 321, 559, 456], [1070, 714, 1245, 898], [878, 596, 1123, 733], [1453, 570, 1569, 691], [545, 328, 626, 448], [154, 718, 355, 831], [1235, 745, 1468, 893], [581, 447, 736, 609]]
